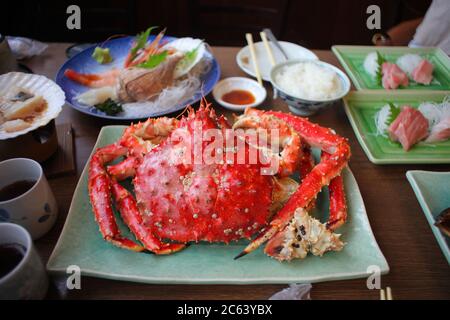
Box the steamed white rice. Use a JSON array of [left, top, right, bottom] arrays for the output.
[[274, 62, 342, 100]]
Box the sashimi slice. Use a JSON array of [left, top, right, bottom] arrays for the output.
[[382, 62, 409, 89], [412, 59, 434, 85], [426, 117, 450, 142], [388, 106, 429, 150]]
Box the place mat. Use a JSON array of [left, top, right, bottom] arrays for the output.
[[43, 123, 75, 178]]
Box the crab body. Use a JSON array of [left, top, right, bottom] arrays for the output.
[[88, 101, 350, 260], [133, 115, 273, 243]]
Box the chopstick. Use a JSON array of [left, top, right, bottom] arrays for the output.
[[245, 33, 263, 86], [380, 287, 393, 300], [260, 31, 276, 66]]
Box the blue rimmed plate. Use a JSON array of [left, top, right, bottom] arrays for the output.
[[56, 36, 220, 120]]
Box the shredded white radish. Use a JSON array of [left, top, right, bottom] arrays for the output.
[[374, 104, 392, 137]]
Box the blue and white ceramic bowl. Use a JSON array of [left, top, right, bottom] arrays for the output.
[[270, 59, 350, 116]]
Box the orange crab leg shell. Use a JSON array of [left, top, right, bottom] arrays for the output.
[[111, 180, 185, 254], [235, 111, 350, 258]]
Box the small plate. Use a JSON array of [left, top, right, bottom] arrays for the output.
[[212, 77, 266, 111], [236, 41, 318, 81], [332, 45, 450, 91], [406, 171, 450, 263], [343, 90, 450, 164], [46, 125, 388, 284]]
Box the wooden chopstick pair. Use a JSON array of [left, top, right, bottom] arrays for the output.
[[245, 31, 276, 86], [380, 287, 393, 300]]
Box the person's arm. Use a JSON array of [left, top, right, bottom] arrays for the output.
[[372, 17, 423, 46], [388, 17, 423, 45]]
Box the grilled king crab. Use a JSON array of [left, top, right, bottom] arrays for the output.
[[89, 101, 350, 261]]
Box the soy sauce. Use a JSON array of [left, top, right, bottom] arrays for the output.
[[0, 180, 36, 201], [222, 90, 255, 105], [0, 243, 26, 278]]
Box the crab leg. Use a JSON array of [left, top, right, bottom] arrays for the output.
[[322, 152, 347, 230], [89, 144, 144, 252], [327, 174, 347, 230], [111, 181, 185, 254], [107, 156, 139, 181], [235, 111, 350, 259]]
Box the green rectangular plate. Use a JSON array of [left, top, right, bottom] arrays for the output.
[[344, 90, 450, 164], [47, 126, 388, 284], [406, 171, 450, 264], [332, 45, 450, 90]]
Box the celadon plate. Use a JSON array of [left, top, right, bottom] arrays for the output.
[[332, 46, 450, 90], [47, 126, 389, 284], [344, 90, 450, 164], [406, 171, 450, 264]]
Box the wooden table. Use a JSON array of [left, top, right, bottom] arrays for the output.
[[25, 44, 450, 300]]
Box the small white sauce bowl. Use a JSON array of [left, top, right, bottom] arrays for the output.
[[212, 77, 267, 111]]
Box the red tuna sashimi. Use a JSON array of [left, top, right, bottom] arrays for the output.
[[382, 62, 409, 89], [426, 117, 450, 142], [388, 106, 429, 151], [412, 59, 434, 85]]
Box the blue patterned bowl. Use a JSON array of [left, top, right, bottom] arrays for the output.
[[270, 59, 350, 116]]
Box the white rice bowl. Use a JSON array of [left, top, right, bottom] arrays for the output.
[[274, 61, 343, 100]]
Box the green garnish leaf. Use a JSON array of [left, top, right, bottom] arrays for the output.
[[375, 51, 386, 85], [92, 47, 113, 64], [130, 26, 158, 62], [137, 51, 168, 69], [387, 102, 400, 125], [176, 41, 203, 74], [94, 99, 123, 116]]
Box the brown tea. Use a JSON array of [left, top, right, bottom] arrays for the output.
[[0, 243, 26, 278], [0, 180, 36, 201]]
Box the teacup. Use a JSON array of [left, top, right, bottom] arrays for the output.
[[0, 158, 58, 239], [0, 223, 48, 299]]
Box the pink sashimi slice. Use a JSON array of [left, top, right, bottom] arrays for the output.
[[412, 59, 434, 85], [426, 117, 450, 142], [388, 106, 429, 151], [382, 62, 409, 89]]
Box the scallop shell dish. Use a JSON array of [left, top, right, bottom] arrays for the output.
[[0, 72, 65, 140]]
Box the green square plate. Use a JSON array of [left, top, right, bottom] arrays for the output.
[[406, 171, 450, 263], [344, 90, 450, 164], [332, 45, 450, 90], [47, 126, 389, 284]]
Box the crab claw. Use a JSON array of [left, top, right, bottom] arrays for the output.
[[235, 110, 350, 260], [264, 208, 344, 261]]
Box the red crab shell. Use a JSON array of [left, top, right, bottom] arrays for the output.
[[133, 108, 273, 243]]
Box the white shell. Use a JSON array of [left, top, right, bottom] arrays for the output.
[[0, 72, 65, 140], [162, 37, 206, 78]]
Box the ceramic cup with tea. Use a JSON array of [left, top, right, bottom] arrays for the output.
[[0, 223, 48, 299], [0, 158, 58, 239]]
